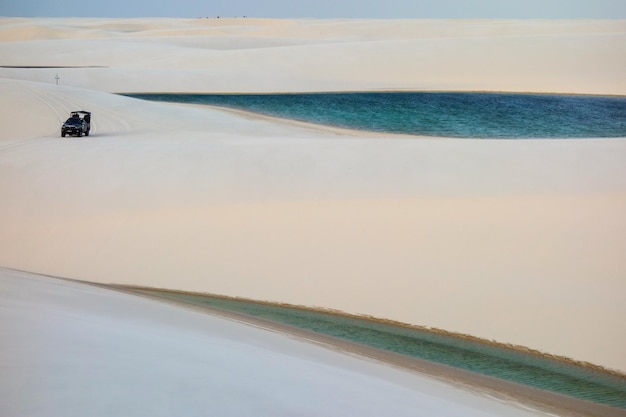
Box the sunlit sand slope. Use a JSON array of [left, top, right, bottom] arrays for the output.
[[4, 268, 565, 417]]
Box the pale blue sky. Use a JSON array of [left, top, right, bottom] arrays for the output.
[[2, 0, 625, 18]]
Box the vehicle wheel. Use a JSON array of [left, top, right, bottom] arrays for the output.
[[61, 131, 66, 137], [85, 130, 89, 137]]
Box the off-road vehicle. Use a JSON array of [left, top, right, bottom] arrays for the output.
[[61, 111, 91, 137]]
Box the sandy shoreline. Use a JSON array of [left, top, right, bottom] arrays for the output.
[[114, 284, 626, 379], [123, 89, 626, 97], [169, 101, 424, 138]]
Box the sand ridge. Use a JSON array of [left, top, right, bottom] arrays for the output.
[[0, 18, 624, 94]]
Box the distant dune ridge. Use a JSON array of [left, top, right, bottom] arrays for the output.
[[0, 18, 625, 415], [0, 18, 625, 94]]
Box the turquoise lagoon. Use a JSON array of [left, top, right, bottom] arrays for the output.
[[126, 92, 626, 138]]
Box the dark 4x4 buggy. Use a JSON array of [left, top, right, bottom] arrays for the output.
[[61, 111, 91, 137]]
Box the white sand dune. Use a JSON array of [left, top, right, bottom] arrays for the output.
[[2, 268, 561, 417], [0, 16, 625, 391], [0, 18, 624, 94]]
